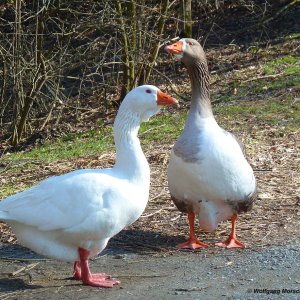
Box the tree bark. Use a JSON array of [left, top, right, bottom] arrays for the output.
[[141, 0, 170, 84], [11, 3, 47, 145], [182, 0, 192, 38]]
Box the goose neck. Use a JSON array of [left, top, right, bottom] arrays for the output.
[[187, 59, 213, 118], [113, 106, 149, 181]]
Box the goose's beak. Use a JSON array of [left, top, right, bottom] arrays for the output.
[[157, 90, 178, 106], [165, 41, 183, 55]]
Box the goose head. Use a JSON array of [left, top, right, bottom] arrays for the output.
[[123, 85, 178, 122], [165, 38, 207, 67]]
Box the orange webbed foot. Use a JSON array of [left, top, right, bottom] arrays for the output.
[[82, 276, 120, 288], [76, 247, 120, 288], [216, 214, 245, 249], [177, 239, 209, 250], [215, 237, 245, 249]]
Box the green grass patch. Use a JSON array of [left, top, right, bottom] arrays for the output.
[[3, 127, 114, 164], [0, 184, 25, 199], [239, 74, 300, 95], [2, 99, 298, 167], [252, 54, 299, 93], [215, 99, 299, 130], [140, 111, 187, 144], [264, 56, 300, 75], [234, 73, 299, 100], [1, 99, 299, 198], [221, 54, 300, 101], [2, 111, 185, 166]]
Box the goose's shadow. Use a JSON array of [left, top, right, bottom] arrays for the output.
[[0, 244, 45, 292], [0, 278, 42, 292], [0, 228, 182, 260], [106, 228, 183, 255], [0, 230, 182, 292], [0, 243, 45, 260]]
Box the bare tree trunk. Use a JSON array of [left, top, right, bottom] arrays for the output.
[[0, 1, 179, 145], [140, 0, 170, 84], [116, 0, 135, 103], [0, 50, 7, 123], [11, 3, 47, 145], [182, 0, 192, 38], [11, 0, 24, 143], [127, 0, 136, 90]]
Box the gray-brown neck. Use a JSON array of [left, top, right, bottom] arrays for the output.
[[186, 58, 213, 119]]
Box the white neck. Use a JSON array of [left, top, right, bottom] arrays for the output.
[[112, 104, 150, 184]]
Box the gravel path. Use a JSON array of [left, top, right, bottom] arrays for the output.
[[0, 242, 299, 299]]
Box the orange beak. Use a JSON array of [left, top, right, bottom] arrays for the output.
[[157, 90, 178, 106], [165, 41, 183, 55]]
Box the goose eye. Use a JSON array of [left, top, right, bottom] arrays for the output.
[[146, 89, 152, 94]]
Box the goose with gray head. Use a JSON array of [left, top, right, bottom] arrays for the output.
[[165, 38, 257, 249], [0, 85, 177, 287]]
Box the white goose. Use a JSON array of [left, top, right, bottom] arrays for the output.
[[0, 85, 177, 287], [165, 39, 256, 249]]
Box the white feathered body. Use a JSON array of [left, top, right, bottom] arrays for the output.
[[168, 117, 256, 232], [0, 85, 169, 263], [0, 167, 149, 261]]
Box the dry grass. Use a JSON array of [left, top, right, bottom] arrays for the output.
[[1, 113, 299, 252], [124, 128, 300, 252]]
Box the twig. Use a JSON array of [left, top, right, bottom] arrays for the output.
[[260, 231, 271, 242], [0, 257, 51, 261], [262, 0, 299, 25], [149, 190, 167, 202], [115, 273, 167, 278], [241, 73, 284, 83], [0, 161, 13, 174], [141, 206, 177, 218], [141, 208, 163, 218], [0, 262, 39, 277], [0, 291, 20, 300], [175, 286, 210, 292], [140, 124, 166, 135], [170, 215, 181, 222], [152, 67, 189, 102], [12, 262, 39, 276]]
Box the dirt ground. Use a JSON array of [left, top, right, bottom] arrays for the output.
[[0, 242, 299, 300], [0, 120, 299, 299]]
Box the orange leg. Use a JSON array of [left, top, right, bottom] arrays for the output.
[[215, 214, 245, 249], [72, 248, 120, 287], [73, 261, 81, 280], [177, 212, 208, 250]]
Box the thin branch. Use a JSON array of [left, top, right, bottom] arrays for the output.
[[241, 72, 285, 83], [152, 67, 189, 102]]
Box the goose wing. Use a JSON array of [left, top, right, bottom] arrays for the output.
[[0, 170, 125, 236]]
